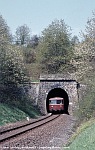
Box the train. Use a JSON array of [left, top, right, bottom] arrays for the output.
[[49, 97, 64, 113]]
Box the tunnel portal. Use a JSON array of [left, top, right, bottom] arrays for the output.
[[46, 88, 69, 114], [37, 74, 79, 115]]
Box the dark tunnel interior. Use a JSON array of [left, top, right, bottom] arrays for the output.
[[46, 88, 69, 114]]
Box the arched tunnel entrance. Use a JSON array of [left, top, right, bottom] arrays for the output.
[[46, 88, 69, 114]]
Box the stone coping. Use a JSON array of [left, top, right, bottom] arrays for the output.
[[40, 74, 77, 81]]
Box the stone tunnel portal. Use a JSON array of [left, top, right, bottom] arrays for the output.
[[46, 88, 69, 114]]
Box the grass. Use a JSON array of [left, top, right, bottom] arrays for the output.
[[0, 101, 41, 126], [0, 103, 29, 126], [66, 118, 95, 150], [63, 69, 95, 150]]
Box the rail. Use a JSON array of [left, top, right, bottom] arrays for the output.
[[0, 114, 60, 143]]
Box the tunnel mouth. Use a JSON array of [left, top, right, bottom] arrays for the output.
[[46, 88, 69, 114]]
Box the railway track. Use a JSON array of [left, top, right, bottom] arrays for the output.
[[0, 114, 60, 143]]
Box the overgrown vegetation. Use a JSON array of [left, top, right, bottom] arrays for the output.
[[77, 71, 95, 121], [1, 10, 95, 126], [72, 11, 95, 123], [0, 102, 40, 126], [67, 118, 95, 150], [0, 103, 29, 126], [64, 11, 95, 150], [0, 15, 41, 125], [36, 19, 74, 74]]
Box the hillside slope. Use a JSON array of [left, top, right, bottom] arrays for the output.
[[0, 103, 41, 126], [68, 118, 95, 150]]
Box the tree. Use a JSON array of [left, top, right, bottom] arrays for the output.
[[37, 19, 74, 73], [15, 24, 30, 45], [71, 35, 80, 45], [81, 11, 95, 63], [0, 16, 30, 103], [28, 35, 39, 48], [0, 43, 30, 101], [84, 11, 95, 40], [0, 15, 11, 46], [0, 15, 12, 86], [23, 47, 36, 63]]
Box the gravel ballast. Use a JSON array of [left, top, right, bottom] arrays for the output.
[[0, 114, 76, 150]]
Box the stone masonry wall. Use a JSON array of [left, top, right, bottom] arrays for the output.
[[28, 74, 79, 115], [28, 82, 39, 105], [38, 80, 79, 115]]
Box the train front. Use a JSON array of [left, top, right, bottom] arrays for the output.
[[49, 97, 64, 113]]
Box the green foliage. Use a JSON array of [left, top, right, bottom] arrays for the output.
[[0, 102, 41, 126], [0, 103, 29, 126], [25, 63, 40, 81], [78, 71, 95, 121], [23, 47, 36, 63], [80, 11, 95, 65], [74, 11, 95, 122], [17, 98, 41, 118], [68, 120, 95, 150], [0, 45, 30, 98], [84, 11, 95, 39], [0, 16, 30, 104], [0, 15, 41, 121], [27, 35, 39, 48], [71, 35, 80, 45], [37, 19, 74, 73], [0, 45, 27, 84], [15, 24, 30, 45], [0, 15, 11, 45]]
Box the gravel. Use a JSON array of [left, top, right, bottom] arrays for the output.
[[0, 114, 76, 150]]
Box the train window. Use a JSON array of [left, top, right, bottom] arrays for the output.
[[57, 100, 64, 104], [49, 100, 57, 104], [57, 100, 61, 104]]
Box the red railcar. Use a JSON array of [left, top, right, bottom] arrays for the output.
[[49, 97, 64, 113]]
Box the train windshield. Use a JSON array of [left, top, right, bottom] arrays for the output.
[[49, 99, 63, 104]]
